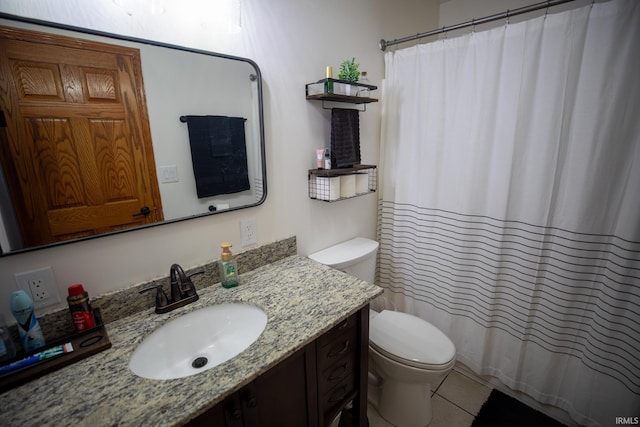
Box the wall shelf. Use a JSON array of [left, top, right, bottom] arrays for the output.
[[305, 78, 378, 109], [308, 165, 377, 202], [306, 78, 378, 201]]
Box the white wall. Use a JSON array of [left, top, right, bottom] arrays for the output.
[[380, 0, 441, 48], [0, 0, 440, 318]]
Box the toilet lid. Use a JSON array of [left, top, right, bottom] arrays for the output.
[[308, 238, 378, 269], [370, 310, 456, 369]]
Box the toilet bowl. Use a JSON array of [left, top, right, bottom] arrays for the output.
[[309, 238, 457, 427], [369, 309, 456, 427]]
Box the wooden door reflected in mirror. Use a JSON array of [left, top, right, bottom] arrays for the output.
[[0, 27, 163, 247]]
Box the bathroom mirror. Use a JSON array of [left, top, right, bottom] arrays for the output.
[[0, 13, 267, 256]]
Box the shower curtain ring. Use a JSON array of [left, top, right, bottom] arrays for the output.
[[544, 1, 550, 18], [505, 9, 510, 26]]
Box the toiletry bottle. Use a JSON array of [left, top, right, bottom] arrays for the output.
[[10, 290, 46, 352], [219, 242, 239, 288], [324, 148, 331, 169], [316, 148, 324, 168], [357, 71, 370, 97], [0, 313, 16, 362], [324, 66, 334, 94], [67, 284, 96, 333]]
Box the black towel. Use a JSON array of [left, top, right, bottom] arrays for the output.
[[331, 108, 361, 168], [183, 115, 251, 198]]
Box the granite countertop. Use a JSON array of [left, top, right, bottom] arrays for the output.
[[0, 255, 382, 427]]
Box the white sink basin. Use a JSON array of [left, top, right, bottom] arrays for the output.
[[129, 303, 267, 380]]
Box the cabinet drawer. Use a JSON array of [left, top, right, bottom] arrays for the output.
[[316, 325, 358, 373], [318, 357, 356, 392], [319, 373, 356, 419], [316, 313, 357, 349]]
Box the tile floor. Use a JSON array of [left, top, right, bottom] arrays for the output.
[[365, 367, 492, 427]]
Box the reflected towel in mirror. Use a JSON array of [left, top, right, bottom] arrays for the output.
[[183, 115, 251, 198]]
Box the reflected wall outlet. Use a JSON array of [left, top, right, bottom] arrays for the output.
[[240, 218, 257, 246], [14, 266, 61, 309]]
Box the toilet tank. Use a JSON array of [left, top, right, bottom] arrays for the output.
[[308, 237, 379, 283]]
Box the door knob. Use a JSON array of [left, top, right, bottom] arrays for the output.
[[133, 206, 151, 217]]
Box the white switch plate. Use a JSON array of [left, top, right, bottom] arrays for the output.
[[240, 218, 257, 246], [14, 266, 61, 309], [159, 165, 179, 183]]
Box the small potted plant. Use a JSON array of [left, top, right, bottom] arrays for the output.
[[337, 58, 360, 95]]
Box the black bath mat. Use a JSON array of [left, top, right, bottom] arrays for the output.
[[472, 389, 567, 427]]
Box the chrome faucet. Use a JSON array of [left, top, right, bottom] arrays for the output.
[[140, 264, 200, 314]]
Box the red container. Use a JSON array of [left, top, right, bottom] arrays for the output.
[[67, 284, 96, 332]]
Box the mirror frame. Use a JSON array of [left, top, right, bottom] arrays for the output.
[[0, 12, 267, 257]]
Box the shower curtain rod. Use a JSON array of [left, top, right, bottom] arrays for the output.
[[379, 0, 578, 51]]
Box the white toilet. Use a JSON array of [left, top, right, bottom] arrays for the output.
[[309, 237, 456, 427]]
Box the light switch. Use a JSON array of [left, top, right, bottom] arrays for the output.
[[159, 165, 179, 183]]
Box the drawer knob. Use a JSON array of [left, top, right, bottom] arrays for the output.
[[333, 318, 349, 331], [329, 385, 348, 403], [245, 393, 257, 408], [229, 406, 242, 419], [328, 363, 349, 380], [329, 340, 350, 358]]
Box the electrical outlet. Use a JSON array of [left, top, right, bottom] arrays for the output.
[[14, 267, 61, 309], [29, 277, 49, 300], [240, 218, 257, 246]]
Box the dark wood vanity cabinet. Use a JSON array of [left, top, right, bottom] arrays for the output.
[[188, 306, 369, 427], [316, 310, 362, 426]]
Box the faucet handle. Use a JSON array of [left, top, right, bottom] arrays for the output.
[[139, 284, 170, 309]]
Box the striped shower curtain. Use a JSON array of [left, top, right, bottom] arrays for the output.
[[378, 1, 639, 425]]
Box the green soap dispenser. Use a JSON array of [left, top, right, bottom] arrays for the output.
[[219, 242, 239, 288]]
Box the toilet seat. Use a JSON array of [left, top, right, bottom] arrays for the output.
[[370, 310, 456, 370]]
